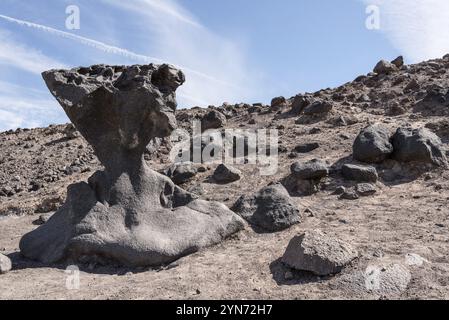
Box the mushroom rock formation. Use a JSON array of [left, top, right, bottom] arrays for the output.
[[19, 64, 245, 267]]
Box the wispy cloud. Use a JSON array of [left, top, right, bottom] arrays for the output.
[[363, 0, 449, 62], [0, 30, 66, 74], [101, 0, 258, 106], [0, 13, 232, 87], [130, 0, 202, 28]]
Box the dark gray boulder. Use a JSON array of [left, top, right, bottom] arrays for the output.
[[391, 56, 404, 68], [163, 163, 198, 185], [353, 125, 393, 163], [19, 64, 244, 267], [213, 164, 242, 184], [303, 101, 333, 115], [282, 230, 358, 276], [0, 253, 12, 274], [291, 95, 312, 115], [201, 110, 227, 132], [271, 96, 287, 109], [391, 128, 448, 167], [294, 142, 320, 154], [342, 164, 378, 182], [290, 159, 329, 180], [231, 184, 300, 232]]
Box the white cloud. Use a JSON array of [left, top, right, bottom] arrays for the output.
[[99, 0, 257, 107], [0, 79, 67, 131], [0, 31, 67, 74], [363, 0, 449, 62]]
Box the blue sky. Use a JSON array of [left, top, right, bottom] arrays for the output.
[[1, 0, 449, 131]]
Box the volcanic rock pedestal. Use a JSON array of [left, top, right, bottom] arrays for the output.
[[19, 64, 244, 267]]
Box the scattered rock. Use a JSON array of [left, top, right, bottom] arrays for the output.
[[391, 56, 404, 68], [294, 142, 320, 154], [213, 164, 242, 184], [201, 110, 227, 132], [36, 197, 64, 214], [163, 163, 198, 185], [339, 261, 411, 297], [232, 184, 300, 232], [392, 127, 448, 167], [341, 164, 378, 182], [374, 60, 398, 74], [291, 95, 311, 114], [290, 159, 329, 180], [356, 183, 377, 196], [282, 230, 358, 276], [271, 96, 287, 109], [0, 253, 12, 274], [353, 125, 393, 163], [333, 186, 346, 195], [340, 190, 360, 201], [303, 101, 333, 115]]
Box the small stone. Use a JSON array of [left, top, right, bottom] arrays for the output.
[[213, 164, 242, 184], [333, 186, 346, 195], [342, 164, 378, 182], [356, 183, 377, 196], [340, 190, 360, 201], [391, 56, 404, 68], [294, 142, 320, 154], [0, 253, 12, 274]]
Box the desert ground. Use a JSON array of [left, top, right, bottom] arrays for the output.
[[1, 56, 449, 299]]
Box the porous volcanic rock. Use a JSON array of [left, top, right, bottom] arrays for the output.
[[231, 184, 300, 232], [353, 125, 393, 163], [282, 230, 358, 276], [391, 127, 448, 167], [341, 164, 378, 183], [19, 64, 244, 267]]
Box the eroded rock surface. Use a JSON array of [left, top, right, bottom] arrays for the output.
[[282, 230, 358, 276], [19, 64, 244, 267], [232, 184, 300, 232]]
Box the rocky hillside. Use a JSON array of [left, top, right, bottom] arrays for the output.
[[1, 55, 449, 299]]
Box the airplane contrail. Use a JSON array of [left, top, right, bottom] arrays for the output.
[[0, 14, 232, 87]]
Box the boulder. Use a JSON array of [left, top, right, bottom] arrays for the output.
[[353, 125, 393, 163], [290, 159, 329, 180], [303, 101, 333, 115], [163, 163, 198, 185], [271, 96, 287, 108], [0, 253, 12, 274], [391, 128, 448, 167], [291, 95, 312, 114], [282, 230, 358, 276], [201, 110, 227, 132], [19, 64, 244, 267], [232, 184, 300, 232], [294, 142, 320, 154], [391, 56, 404, 68], [356, 183, 377, 196], [213, 164, 242, 184], [342, 164, 378, 182], [373, 60, 398, 74]]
